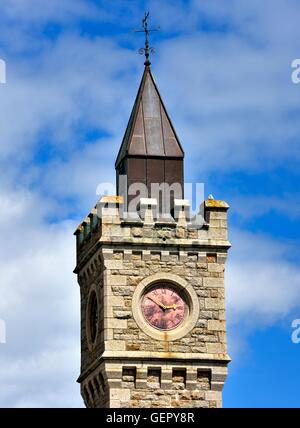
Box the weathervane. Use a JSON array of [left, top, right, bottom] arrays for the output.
[[134, 12, 160, 66]]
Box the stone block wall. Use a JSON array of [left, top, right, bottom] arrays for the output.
[[75, 197, 231, 408], [102, 248, 227, 356]]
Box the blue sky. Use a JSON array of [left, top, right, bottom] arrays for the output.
[[0, 0, 299, 407]]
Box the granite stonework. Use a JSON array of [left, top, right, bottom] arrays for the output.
[[74, 198, 231, 408]]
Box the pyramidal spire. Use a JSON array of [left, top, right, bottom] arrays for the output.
[[115, 66, 184, 168]]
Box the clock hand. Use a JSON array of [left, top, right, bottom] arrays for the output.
[[147, 295, 166, 310], [164, 304, 177, 310]]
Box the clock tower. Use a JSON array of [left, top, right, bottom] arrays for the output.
[[74, 22, 231, 408]]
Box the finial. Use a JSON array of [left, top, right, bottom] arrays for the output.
[[133, 12, 160, 66]]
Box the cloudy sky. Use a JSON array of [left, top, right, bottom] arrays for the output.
[[0, 0, 300, 407]]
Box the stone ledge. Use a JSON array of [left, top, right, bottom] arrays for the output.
[[101, 350, 231, 362], [205, 200, 229, 210], [77, 355, 230, 385], [100, 196, 124, 205], [74, 243, 231, 276], [99, 237, 232, 248]]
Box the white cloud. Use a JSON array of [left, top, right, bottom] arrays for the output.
[[224, 228, 300, 362], [0, 347, 82, 408], [1, 0, 103, 24], [0, 33, 137, 161], [39, 137, 117, 210], [155, 31, 300, 175], [226, 229, 300, 326], [0, 188, 83, 407], [229, 194, 300, 221]]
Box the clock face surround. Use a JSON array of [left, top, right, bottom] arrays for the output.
[[141, 283, 187, 331]]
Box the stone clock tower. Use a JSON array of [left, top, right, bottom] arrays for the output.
[[74, 24, 231, 408]]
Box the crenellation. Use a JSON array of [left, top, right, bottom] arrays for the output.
[[79, 359, 230, 408], [75, 196, 230, 267], [139, 198, 157, 223], [174, 199, 190, 226]]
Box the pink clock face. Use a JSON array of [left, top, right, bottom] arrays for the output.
[[141, 284, 187, 331]]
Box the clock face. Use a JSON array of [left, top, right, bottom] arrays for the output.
[[141, 283, 187, 331]]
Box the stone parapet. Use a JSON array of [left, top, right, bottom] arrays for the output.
[[74, 196, 231, 273]]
